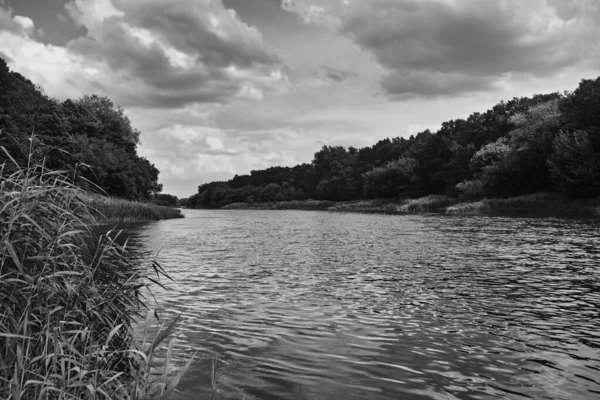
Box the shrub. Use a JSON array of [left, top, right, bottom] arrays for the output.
[[455, 179, 483, 200]]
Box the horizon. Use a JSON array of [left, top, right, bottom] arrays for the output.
[[1, 0, 599, 198]]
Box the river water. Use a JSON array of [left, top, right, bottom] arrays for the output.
[[123, 209, 600, 400]]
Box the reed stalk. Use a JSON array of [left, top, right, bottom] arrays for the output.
[[1, 145, 190, 399]]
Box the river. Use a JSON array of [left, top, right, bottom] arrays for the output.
[[121, 209, 600, 400]]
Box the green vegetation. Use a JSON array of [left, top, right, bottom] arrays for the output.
[[1, 58, 162, 201], [150, 194, 181, 208], [81, 193, 183, 223], [186, 77, 600, 214], [221, 199, 335, 210], [0, 154, 190, 398], [1, 58, 182, 222], [447, 193, 599, 215], [396, 195, 458, 213]]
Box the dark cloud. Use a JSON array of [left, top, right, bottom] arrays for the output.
[[114, 0, 280, 68], [285, 0, 600, 99], [4, 0, 86, 46], [547, 0, 578, 21], [63, 0, 286, 108], [381, 71, 499, 100]]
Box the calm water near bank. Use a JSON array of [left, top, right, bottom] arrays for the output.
[[122, 209, 600, 400]]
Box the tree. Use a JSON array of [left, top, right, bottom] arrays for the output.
[[0, 58, 164, 200], [548, 130, 600, 197], [66, 95, 140, 152], [259, 183, 282, 202], [363, 157, 418, 198], [560, 77, 600, 138], [469, 138, 511, 175]]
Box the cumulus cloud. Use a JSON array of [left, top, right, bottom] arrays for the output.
[[12, 15, 34, 35], [0, 0, 288, 108], [0, 6, 34, 36], [61, 0, 288, 107], [283, 0, 600, 98]]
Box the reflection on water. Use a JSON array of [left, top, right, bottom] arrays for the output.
[[121, 210, 600, 400]]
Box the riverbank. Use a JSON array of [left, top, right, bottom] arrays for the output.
[[446, 192, 599, 216], [221, 199, 336, 210], [81, 192, 183, 223], [216, 192, 599, 217]]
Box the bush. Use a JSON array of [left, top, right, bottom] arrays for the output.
[[455, 179, 483, 200]]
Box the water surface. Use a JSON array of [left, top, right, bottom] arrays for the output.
[[124, 210, 600, 400]]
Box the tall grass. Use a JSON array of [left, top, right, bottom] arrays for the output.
[[446, 192, 599, 215], [0, 148, 190, 398], [80, 193, 183, 223], [221, 199, 336, 210], [329, 199, 399, 213], [397, 195, 458, 213]]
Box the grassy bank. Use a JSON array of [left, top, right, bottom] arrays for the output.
[[80, 193, 183, 223], [221, 199, 336, 210], [1, 157, 189, 398], [240, 193, 599, 217], [329, 195, 458, 214], [447, 192, 599, 216]]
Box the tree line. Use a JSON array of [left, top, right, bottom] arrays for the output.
[[183, 76, 600, 208], [0, 58, 166, 201]]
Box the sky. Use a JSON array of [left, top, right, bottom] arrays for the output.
[[1, 0, 599, 198]]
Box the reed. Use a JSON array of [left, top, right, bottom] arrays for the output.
[[0, 147, 189, 399], [397, 195, 458, 213], [446, 192, 598, 215], [80, 193, 183, 223]]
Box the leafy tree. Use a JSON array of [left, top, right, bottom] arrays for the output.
[[469, 138, 511, 175], [0, 58, 163, 200], [559, 77, 600, 138], [548, 130, 600, 197], [260, 183, 282, 202], [363, 157, 418, 198]]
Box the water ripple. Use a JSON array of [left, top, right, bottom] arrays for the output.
[[120, 210, 600, 400]]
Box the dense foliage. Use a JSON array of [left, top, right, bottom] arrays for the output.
[[0, 58, 162, 200], [186, 77, 600, 208]]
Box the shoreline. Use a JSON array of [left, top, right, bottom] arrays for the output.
[[211, 193, 599, 217]]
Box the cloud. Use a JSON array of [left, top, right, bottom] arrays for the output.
[[283, 0, 600, 98], [61, 0, 289, 107], [155, 124, 237, 156], [12, 15, 34, 35], [0, 0, 288, 108], [0, 6, 34, 36], [282, 0, 341, 28], [137, 121, 300, 194], [0, 28, 98, 100], [319, 65, 357, 82]]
